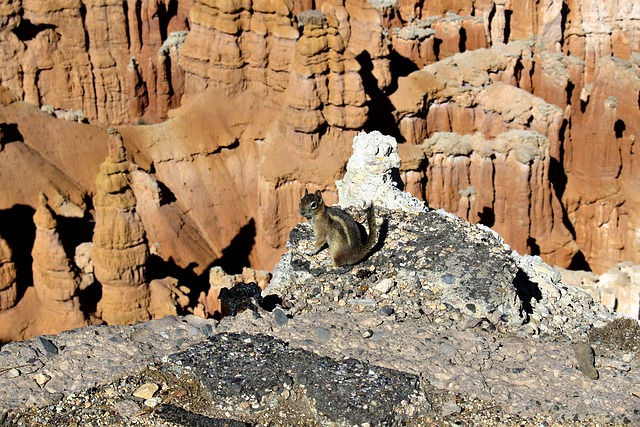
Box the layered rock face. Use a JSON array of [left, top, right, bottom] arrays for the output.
[[93, 129, 151, 325], [31, 193, 87, 330], [0, 234, 17, 311], [0, 0, 189, 125]]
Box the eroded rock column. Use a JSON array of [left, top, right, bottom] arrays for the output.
[[93, 128, 151, 325], [32, 193, 87, 328], [0, 235, 17, 311]]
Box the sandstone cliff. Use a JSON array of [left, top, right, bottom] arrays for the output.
[[0, 0, 189, 125]]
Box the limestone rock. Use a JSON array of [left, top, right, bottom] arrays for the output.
[[560, 262, 640, 319], [268, 205, 523, 327], [285, 12, 367, 136], [0, 0, 189, 125], [390, 42, 577, 267], [180, 0, 298, 96], [336, 130, 425, 212], [93, 129, 151, 325], [0, 234, 17, 311], [391, 13, 488, 68]]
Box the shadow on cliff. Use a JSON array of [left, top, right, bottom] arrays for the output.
[[0, 123, 23, 145], [0, 205, 36, 302], [212, 218, 256, 275], [148, 219, 257, 310], [356, 51, 417, 142], [56, 200, 95, 261]]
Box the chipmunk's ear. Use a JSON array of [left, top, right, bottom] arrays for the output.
[[314, 190, 323, 199], [304, 188, 309, 196]]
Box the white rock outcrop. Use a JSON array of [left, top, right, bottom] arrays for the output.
[[336, 131, 426, 212]]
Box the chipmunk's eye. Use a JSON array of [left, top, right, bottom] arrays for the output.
[[310, 201, 317, 209]]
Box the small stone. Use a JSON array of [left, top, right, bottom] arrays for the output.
[[273, 308, 289, 327], [347, 298, 377, 307], [144, 397, 161, 408], [34, 373, 51, 387], [439, 343, 456, 357], [7, 368, 20, 378], [374, 278, 395, 294], [441, 274, 455, 284], [314, 327, 332, 343], [35, 337, 59, 355], [572, 342, 598, 380], [377, 306, 394, 316], [362, 329, 373, 338], [133, 383, 159, 400], [370, 332, 385, 341]]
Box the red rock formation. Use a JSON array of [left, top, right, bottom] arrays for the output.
[[401, 130, 577, 265], [179, 0, 299, 96], [0, 0, 189, 125], [0, 234, 17, 312], [285, 10, 367, 143], [93, 129, 151, 324], [561, 56, 640, 273], [31, 193, 88, 330]]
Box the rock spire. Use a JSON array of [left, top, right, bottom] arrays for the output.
[[93, 128, 151, 324]]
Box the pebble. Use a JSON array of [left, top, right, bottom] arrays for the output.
[[35, 337, 59, 356], [143, 397, 161, 408], [573, 343, 599, 380], [273, 308, 289, 327], [34, 373, 51, 388], [374, 278, 395, 293], [132, 382, 159, 400], [377, 306, 394, 316]]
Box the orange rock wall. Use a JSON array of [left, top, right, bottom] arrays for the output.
[[0, 0, 189, 125]]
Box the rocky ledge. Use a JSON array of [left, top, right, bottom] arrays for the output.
[[0, 211, 639, 425], [1, 133, 639, 426]]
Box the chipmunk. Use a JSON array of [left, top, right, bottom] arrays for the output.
[[299, 189, 377, 267]]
